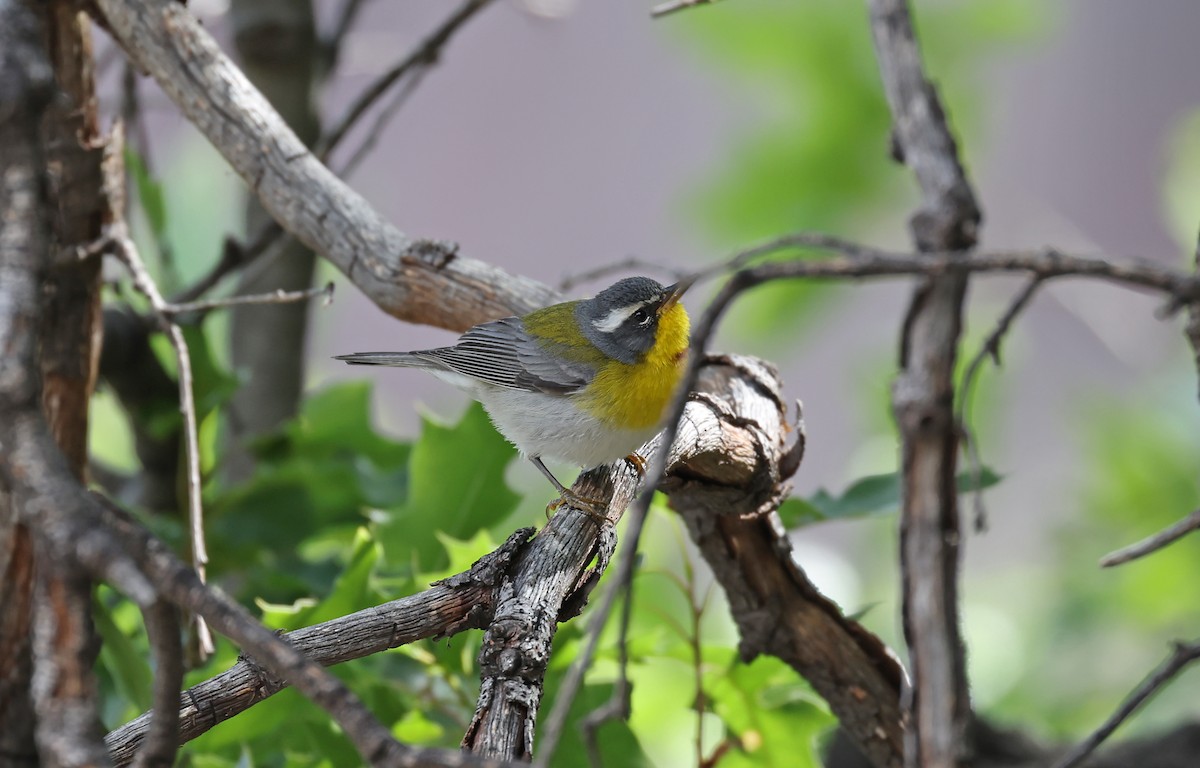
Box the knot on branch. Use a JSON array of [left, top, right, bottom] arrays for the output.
[[911, 205, 979, 253], [665, 356, 794, 517], [434, 527, 534, 591], [235, 652, 287, 700], [477, 619, 546, 685], [404, 238, 459, 271]]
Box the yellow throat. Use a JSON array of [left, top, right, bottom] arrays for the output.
[[580, 302, 690, 429]]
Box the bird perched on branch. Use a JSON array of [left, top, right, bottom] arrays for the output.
[[336, 276, 692, 513]]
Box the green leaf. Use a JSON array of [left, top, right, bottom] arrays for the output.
[[779, 467, 1002, 527], [704, 655, 834, 768], [377, 403, 518, 570], [260, 527, 381, 631], [286, 382, 410, 468], [392, 710, 445, 744], [125, 147, 168, 243], [181, 324, 240, 422], [541, 680, 651, 768], [94, 592, 152, 715]]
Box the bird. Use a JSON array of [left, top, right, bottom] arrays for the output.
[[335, 275, 692, 513]]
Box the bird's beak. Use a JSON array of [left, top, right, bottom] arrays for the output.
[[659, 274, 696, 314]]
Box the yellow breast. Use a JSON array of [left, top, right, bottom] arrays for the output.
[[579, 303, 690, 429]]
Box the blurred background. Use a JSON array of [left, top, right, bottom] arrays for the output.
[[90, 0, 1200, 764]]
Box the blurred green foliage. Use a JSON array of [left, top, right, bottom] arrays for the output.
[[97, 368, 835, 765], [985, 387, 1200, 737], [672, 0, 1040, 345], [94, 2, 1200, 766]]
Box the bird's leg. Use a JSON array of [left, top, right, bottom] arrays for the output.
[[530, 456, 607, 521], [624, 452, 647, 478]]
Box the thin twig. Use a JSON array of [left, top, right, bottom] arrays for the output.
[[1100, 509, 1200, 568], [170, 222, 284, 304], [960, 275, 1045, 398], [722, 241, 1200, 306], [109, 229, 214, 657], [317, 0, 494, 160], [957, 275, 1045, 531], [650, 0, 720, 18], [338, 68, 428, 177], [580, 570, 636, 767], [559, 257, 689, 292], [163, 281, 335, 317], [132, 600, 182, 768], [325, 0, 371, 70], [1052, 639, 1200, 768]]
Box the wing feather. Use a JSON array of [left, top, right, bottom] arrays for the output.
[[415, 317, 595, 394]]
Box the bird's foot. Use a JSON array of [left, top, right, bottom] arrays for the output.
[[545, 489, 609, 523], [625, 452, 647, 478]]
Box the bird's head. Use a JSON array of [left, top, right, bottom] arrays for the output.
[[575, 276, 692, 364]]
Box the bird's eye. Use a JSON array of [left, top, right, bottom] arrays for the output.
[[631, 308, 650, 326]]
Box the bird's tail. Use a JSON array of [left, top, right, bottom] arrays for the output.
[[334, 352, 437, 368]]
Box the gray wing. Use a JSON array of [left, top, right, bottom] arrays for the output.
[[415, 317, 595, 394]]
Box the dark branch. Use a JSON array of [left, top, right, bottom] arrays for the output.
[[317, 0, 494, 161], [867, 0, 981, 766], [1100, 509, 1200, 568], [958, 275, 1045, 530], [132, 600, 182, 768], [106, 529, 533, 764], [1052, 639, 1200, 768], [94, 0, 557, 332]]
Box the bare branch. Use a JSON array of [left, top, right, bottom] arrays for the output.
[[1100, 509, 1200, 568], [170, 223, 284, 305], [338, 68, 428, 177], [131, 600, 182, 768], [162, 281, 334, 317], [1053, 639, 1200, 768], [102, 129, 213, 654], [558, 257, 689, 292], [702, 232, 1200, 302], [93, 0, 557, 332], [650, 0, 721, 19], [317, 0, 495, 161], [325, 0, 372, 70], [960, 276, 1044, 403], [106, 529, 533, 764], [958, 275, 1045, 530], [867, 0, 981, 766], [1186, 232, 1200, 403]]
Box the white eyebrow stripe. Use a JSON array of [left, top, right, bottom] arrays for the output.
[[593, 300, 650, 333]]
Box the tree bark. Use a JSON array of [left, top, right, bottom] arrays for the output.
[[1, 4, 107, 763], [225, 0, 321, 483], [868, 1, 981, 766]]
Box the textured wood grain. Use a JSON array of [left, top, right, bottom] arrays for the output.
[[868, 1, 980, 766], [94, 0, 560, 333], [669, 359, 905, 768], [105, 529, 531, 764]]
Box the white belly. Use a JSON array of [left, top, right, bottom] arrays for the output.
[[431, 371, 658, 467]]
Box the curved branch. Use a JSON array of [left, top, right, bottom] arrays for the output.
[[105, 529, 534, 764], [93, 0, 558, 332]]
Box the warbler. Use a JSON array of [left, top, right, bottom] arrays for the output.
[[335, 276, 692, 509]]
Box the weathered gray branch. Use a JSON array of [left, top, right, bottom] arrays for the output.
[[94, 0, 557, 332], [105, 529, 534, 765], [868, 2, 979, 766], [463, 355, 863, 761], [668, 358, 905, 768]]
